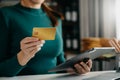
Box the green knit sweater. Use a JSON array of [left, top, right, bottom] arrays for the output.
[[0, 3, 65, 77]]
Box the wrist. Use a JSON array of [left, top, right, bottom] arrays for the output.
[[17, 51, 30, 66]]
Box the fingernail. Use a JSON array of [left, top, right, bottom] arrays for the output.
[[34, 38, 39, 40], [80, 62, 83, 64], [42, 40, 45, 44], [40, 44, 43, 47], [38, 47, 41, 51], [74, 64, 78, 67]]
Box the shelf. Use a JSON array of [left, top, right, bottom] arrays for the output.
[[62, 21, 77, 27]]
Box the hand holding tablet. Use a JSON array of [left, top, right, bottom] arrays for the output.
[[49, 47, 116, 72]]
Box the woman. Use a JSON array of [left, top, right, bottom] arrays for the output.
[[0, 0, 92, 77]]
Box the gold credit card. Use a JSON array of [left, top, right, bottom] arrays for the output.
[[32, 27, 56, 40]]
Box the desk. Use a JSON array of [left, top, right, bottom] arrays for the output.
[[0, 71, 120, 80]]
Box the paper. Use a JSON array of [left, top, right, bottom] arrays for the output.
[[32, 27, 56, 40]]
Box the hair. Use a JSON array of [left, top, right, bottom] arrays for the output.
[[41, 3, 64, 27]]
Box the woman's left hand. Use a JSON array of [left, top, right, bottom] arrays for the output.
[[73, 59, 92, 74]]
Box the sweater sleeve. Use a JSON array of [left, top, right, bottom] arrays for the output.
[[57, 51, 66, 65], [57, 19, 66, 65], [0, 9, 25, 77]]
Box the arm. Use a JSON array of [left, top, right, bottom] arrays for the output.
[[57, 19, 92, 74], [57, 19, 66, 65], [57, 52, 66, 74], [0, 10, 45, 77], [57, 51, 66, 65], [0, 10, 25, 77]]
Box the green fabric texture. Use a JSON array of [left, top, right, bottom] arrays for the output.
[[0, 3, 65, 77]]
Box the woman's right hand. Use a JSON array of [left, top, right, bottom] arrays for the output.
[[17, 37, 45, 66]]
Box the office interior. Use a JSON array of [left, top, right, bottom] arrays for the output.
[[0, 0, 120, 72]]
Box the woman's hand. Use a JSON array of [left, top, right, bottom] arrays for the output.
[[74, 59, 92, 74], [17, 37, 45, 66], [67, 59, 92, 74], [109, 38, 120, 53]]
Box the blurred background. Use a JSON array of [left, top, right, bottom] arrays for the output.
[[0, 0, 120, 72]]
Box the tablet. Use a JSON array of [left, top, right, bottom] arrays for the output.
[[48, 47, 116, 72]]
